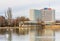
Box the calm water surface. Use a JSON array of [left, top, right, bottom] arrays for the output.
[[0, 33, 30, 41], [0, 31, 60, 41]]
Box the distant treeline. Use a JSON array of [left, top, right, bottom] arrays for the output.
[[0, 16, 30, 27]]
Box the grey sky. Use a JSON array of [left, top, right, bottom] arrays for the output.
[[0, 0, 60, 20]]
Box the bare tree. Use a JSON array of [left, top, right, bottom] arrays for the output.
[[16, 16, 30, 26], [0, 16, 6, 27]]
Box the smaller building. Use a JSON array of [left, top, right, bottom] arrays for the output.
[[30, 9, 41, 21]]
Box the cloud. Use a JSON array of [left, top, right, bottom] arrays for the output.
[[0, 0, 54, 8], [0, 0, 60, 19]]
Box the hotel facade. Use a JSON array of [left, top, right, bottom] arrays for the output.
[[30, 8, 55, 23]]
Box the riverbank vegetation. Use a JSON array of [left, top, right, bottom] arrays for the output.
[[0, 16, 30, 27]]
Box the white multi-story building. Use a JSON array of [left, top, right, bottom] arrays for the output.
[[7, 8, 12, 25], [41, 8, 55, 23], [30, 8, 55, 23], [7, 8, 12, 19], [30, 9, 41, 21]]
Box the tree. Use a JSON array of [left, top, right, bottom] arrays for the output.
[[16, 16, 30, 26], [25, 18, 30, 21], [0, 16, 6, 27]]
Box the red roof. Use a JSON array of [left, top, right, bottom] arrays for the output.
[[48, 8, 51, 10]]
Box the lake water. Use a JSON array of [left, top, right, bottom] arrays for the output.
[[0, 33, 30, 41], [0, 31, 60, 41]]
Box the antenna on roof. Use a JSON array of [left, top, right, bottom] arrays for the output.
[[49, 0, 50, 8], [49, 0, 55, 8]]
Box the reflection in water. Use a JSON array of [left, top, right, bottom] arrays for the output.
[[5, 34, 9, 39], [12, 34, 30, 41], [0, 34, 7, 41], [0, 33, 30, 41], [0, 28, 60, 41], [0, 28, 30, 41]]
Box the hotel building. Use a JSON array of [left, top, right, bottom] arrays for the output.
[[30, 8, 55, 23]]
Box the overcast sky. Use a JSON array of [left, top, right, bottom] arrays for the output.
[[0, 0, 60, 20]]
